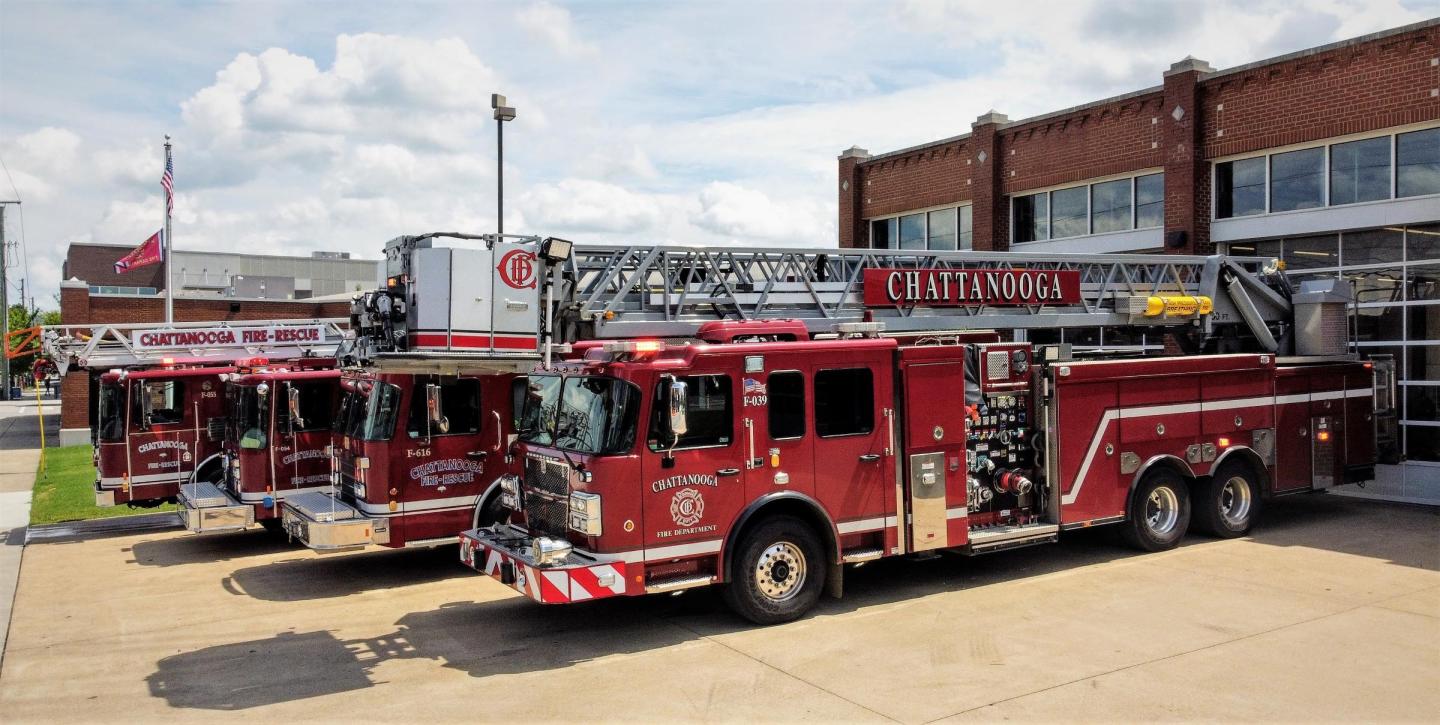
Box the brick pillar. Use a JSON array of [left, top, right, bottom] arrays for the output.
[[58, 279, 93, 443], [1162, 57, 1214, 254], [969, 111, 1008, 251], [60, 279, 90, 324], [837, 146, 870, 248]]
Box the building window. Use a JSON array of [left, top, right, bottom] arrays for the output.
[[1013, 194, 1048, 243], [1090, 178, 1132, 235], [1269, 147, 1325, 212], [927, 208, 957, 250], [1135, 173, 1165, 229], [1330, 136, 1392, 205], [1397, 127, 1440, 199], [898, 213, 925, 250], [1050, 186, 1089, 239], [871, 218, 897, 249], [1216, 157, 1267, 218], [868, 204, 973, 251]]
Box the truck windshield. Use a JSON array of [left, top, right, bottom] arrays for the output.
[[96, 381, 126, 442], [519, 374, 640, 455], [230, 386, 269, 450], [358, 382, 401, 441]]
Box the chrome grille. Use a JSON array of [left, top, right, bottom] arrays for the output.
[[523, 454, 569, 538]]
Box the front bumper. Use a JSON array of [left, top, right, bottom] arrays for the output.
[[177, 480, 254, 534], [458, 525, 628, 604], [281, 492, 389, 551]]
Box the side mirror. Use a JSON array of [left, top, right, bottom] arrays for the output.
[[138, 386, 153, 430], [286, 383, 304, 431], [666, 378, 689, 438], [427, 383, 450, 434]]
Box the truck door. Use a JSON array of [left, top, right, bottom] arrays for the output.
[[642, 365, 749, 560], [808, 354, 893, 543], [740, 354, 815, 503], [398, 375, 493, 543], [129, 378, 195, 495], [900, 360, 970, 551], [489, 240, 541, 355], [274, 380, 337, 498]]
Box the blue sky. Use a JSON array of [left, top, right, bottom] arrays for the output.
[[1, 0, 1436, 305]]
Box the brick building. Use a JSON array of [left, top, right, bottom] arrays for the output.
[[837, 19, 1439, 501], [55, 243, 366, 445]]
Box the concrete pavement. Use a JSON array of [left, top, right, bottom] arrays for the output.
[[0, 492, 1435, 722], [0, 392, 59, 672]]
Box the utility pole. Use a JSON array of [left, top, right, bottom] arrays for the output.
[[0, 201, 15, 400]]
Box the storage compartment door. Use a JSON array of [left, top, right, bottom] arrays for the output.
[[489, 240, 540, 354]]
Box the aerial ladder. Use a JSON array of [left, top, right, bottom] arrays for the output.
[[348, 233, 1353, 370], [43, 318, 350, 375]]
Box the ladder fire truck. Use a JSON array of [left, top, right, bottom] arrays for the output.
[[42, 320, 345, 508], [313, 234, 1388, 623]]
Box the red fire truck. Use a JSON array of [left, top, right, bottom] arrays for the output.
[[43, 320, 346, 508], [280, 369, 523, 551], [177, 362, 342, 534], [347, 235, 1391, 623]]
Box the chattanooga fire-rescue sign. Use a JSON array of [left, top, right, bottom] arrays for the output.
[[132, 325, 327, 351], [863, 268, 1082, 307]]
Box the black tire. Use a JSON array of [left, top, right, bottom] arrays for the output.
[[1193, 460, 1260, 538], [721, 516, 825, 625], [259, 518, 285, 535], [1120, 468, 1191, 552]]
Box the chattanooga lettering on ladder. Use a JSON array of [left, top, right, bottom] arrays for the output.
[[862, 269, 1082, 307]]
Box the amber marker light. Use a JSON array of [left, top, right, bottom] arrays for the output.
[[1217, 437, 1231, 448]]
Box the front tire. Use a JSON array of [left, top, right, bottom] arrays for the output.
[[473, 492, 509, 530], [1120, 469, 1191, 552], [721, 516, 825, 625], [1193, 461, 1259, 538]]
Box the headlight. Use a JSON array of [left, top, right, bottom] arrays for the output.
[[568, 491, 602, 536], [499, 475, 520, 509], [533, 536, 573, 566]]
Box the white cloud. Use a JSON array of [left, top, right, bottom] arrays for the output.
[[515, 1, 597, 58], [695, 182, 834, 243], [518, 178, 664, 234]]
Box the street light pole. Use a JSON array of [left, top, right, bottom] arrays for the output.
[[0, 201, 18, 400], [491, 93, 516, 235]]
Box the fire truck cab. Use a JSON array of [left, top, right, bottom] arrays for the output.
[[178, 362, 341, 534], [280, 371, 522, 551], [94, 363, 232, 507]]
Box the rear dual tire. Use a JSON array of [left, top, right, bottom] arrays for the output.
[[1120, 469, 1191, 552], [1193, 461, 1259, 538]]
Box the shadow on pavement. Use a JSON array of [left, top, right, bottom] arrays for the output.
[[145, 495, 1435, 711], [127, 529, 297, 567], [221, 545, 470, 602]]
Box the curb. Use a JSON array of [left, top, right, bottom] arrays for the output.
[[25, 512, 182, 544]]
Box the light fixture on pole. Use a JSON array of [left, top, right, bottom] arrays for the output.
[[491, 93, 517, 235]]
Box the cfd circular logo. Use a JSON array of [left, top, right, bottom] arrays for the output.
[[670, 488, 705, 527], [497, 249, 537, 290]]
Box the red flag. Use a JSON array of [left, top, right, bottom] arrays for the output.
[[114, 229, 165, 274]]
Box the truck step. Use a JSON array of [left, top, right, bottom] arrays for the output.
[[842, 547, 884, 563], [644, 574, 716, 594], [966, 523, 1060, 554]]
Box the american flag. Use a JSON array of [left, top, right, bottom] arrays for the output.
[[161, 151, 174, 214]]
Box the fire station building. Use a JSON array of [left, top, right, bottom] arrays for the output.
[[837, 19, 1440, 502], [55, 243, 375, 445]]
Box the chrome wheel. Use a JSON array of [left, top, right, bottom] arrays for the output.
[[754, 541, 807, 602], [1145, 486, 1180, 535], [1219, 475, 1252, 527]]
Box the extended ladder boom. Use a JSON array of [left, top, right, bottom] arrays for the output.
[[44, 318, 349, 375], [350, 233, 1332, 370]]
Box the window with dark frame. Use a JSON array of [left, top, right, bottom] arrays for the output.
[[1216, 157, 1266, 218], [407, 376, 483, 438], [814, 368, 874, 437], [1330, 136, 1392, 206], [1397, 127, 1440, 199], [1269, 147, 1325, 212], [766, 371, 805, 440], [648, 374, 733, 450]]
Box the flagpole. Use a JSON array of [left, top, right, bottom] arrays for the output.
[[163, 136, 173, 324]]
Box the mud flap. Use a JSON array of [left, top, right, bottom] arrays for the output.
[[826, 558, 843, 599]]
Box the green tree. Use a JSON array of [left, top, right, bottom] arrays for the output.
[[6, 303, 58, 380]]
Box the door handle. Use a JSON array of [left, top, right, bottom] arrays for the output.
[[466, 450, 489, 460], [717, 468, 741, 477], [859, 454, 881, 463]]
